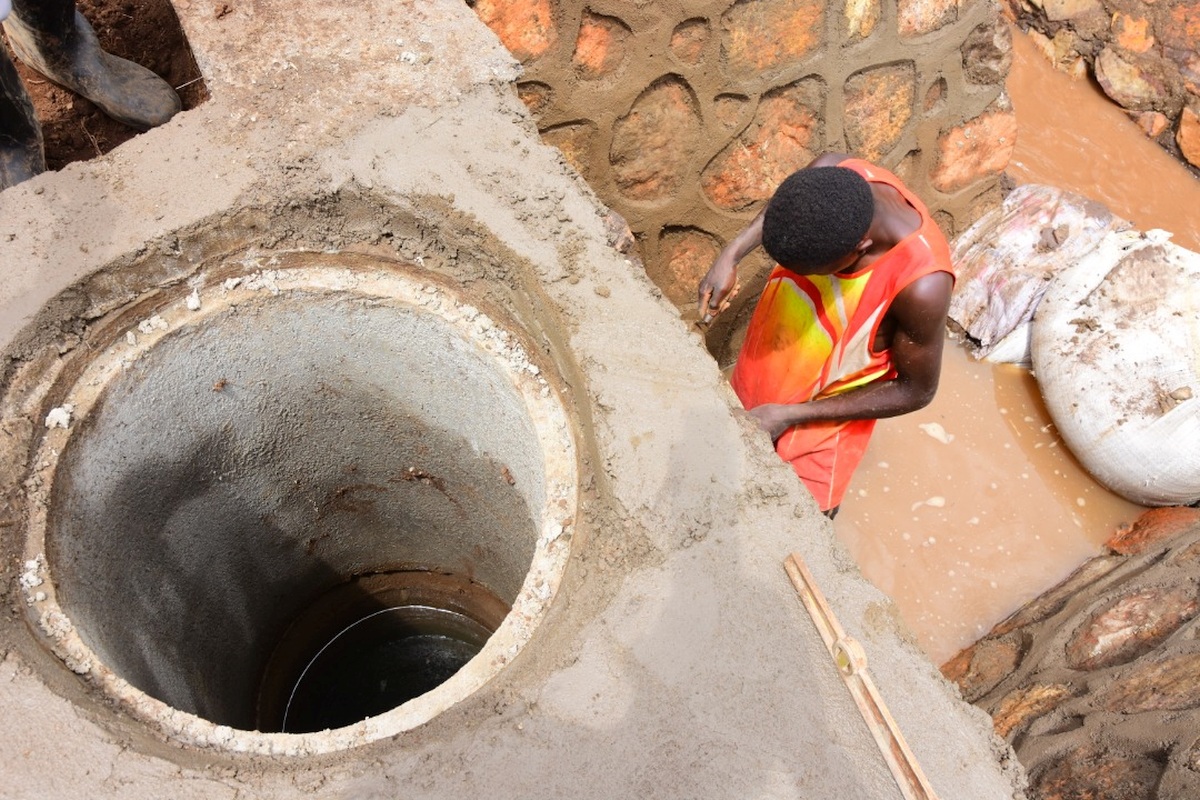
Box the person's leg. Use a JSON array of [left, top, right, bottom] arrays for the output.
[[0, 43, 45, 189], [3, 0, 180, 130]]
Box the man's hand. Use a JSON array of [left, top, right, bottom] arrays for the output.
[[697, 259, 738, 323], [696, 207, 766, 323], [748, 403, 804, 442]]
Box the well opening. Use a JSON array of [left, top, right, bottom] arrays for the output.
[[257, 569, 511, 734], [19, 254, 577, 754]]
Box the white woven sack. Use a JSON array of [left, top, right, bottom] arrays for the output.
[[1031, 229, 1200, 506], [949, 184, 1129, 364]]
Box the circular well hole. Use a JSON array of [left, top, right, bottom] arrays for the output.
[[19, 255, 577, 754]]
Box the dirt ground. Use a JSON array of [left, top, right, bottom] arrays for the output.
[[2, 0, 206, 171]]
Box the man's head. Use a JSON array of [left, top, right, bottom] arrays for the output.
[[761, 166, 875, 273]]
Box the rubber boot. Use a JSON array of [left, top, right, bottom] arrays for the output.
[[3, 0, 180, 131], [0, 43, 45, 190]]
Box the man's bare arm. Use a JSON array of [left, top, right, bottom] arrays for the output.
[[748, 271, 954, 440], [696, 208, 763, 320]]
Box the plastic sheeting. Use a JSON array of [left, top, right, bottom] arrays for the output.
[[949, 184, 1130, 364]]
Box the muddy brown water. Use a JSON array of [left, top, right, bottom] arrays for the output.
[[835, 28, 1200, 665]]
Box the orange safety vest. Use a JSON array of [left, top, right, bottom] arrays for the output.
[[730, 159, 954, 511]]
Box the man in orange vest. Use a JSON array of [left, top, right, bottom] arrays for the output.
[[698, 153, 955, 518]]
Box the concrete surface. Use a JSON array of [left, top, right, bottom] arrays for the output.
[[0, 0, 1027, 797]]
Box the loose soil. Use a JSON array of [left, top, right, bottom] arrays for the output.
[[2, 0, 207, 171]]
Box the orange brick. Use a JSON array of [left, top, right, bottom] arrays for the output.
[[1134, 110, 1169, 138], [1101, 652, 1200, 712], [1065, 586, 1200, 670], [1034, 747, 1165, 800], [940, 632, 1025, 703], [990, 683, 1075, 738], [473, 0, 556, 62], [517, 81, 553, 116]]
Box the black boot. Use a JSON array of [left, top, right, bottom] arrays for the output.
[[3, 0, 180, 131], [0, 43, 45, 190]]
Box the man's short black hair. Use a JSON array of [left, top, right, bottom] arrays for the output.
[[761, 166, 874, 270]]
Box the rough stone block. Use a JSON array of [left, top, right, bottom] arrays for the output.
[[720, 0, 824, 77], [1095, 46, 1181, 113], [1112, 12, 1155, 54], [1106, 506, 1200, 555], [713, 93, 750, 129], [844, 63, 916, 163], [1162, 3, 1200, 50], [961, 20, 1013, 85], [1163, 46, 1200, 97], [542, 122, 600, 184], [1178, 105, 1200, 168], [1026, 28, 1088, 76], [610, 77, 702, 202], [924, 77, 947, 112], [940, 631, 1026, 702], [473, 0, 556, 62], [1065, 586, 1200, 671], [1101, 653, 1200, 712], [1039, 0, 1103, 22], [845, 0, 881, 40], [1032, 747, 1165, 800], [990, 683, 1075, 738], [701, 79, 822, 211], [1172, 537, 1200, 565], [658, 228, 722, 306], [897, 0, 959, 37], [1134, 110, 1170, 138], [992, 555, 1124, 636], [517, 81, 553, 115], [574, 11, 631, 78], [931, 106, 1016, 194], [670, 18, 710, 66]]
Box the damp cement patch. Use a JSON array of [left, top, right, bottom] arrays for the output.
[[16, 254, 578, 756]]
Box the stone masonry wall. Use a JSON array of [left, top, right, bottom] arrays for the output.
[[471, 0, 1015, 323], [944, 506, 1200, 800], [1005, 0, 1200, 175]]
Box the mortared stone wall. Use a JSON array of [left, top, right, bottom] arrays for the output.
[[471, 0, 1015, 322], [944, 507, 1200, 800]]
